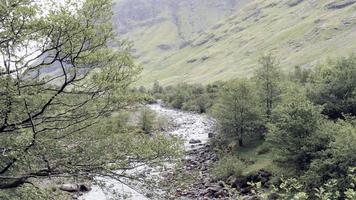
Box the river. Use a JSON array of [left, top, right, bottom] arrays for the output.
[[80, 103, 216, 200]]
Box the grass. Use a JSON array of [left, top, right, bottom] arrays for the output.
[[233, 140, 277, 176], [122, 0, 356, 86]]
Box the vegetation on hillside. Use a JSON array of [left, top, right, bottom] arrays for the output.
[[133, 0, 356, 85]]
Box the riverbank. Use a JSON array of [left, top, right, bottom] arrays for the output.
[[80, 103, 217, 199]]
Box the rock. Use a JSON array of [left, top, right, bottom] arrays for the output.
[[231, 177, 248, 189], [60, 184, 79, 192], [187, 58, 198, 63], [214, 189, 228, 198], [207, 186, 221, 193], [218, 181, 225, 188], [326, 0, 356, 10], [227, 176, 237, 186], [79, 184, 92, 192], [287, 0, 303, 7], [208, 132, 215, 138], [60, 183, 91, 193], [243, 195, 261, 200], [145, 192, 154, 198], [157, 44, 172, 50], [240, 186, 253, 194], [189, 139, 202, 144]]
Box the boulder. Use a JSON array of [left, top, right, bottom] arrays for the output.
[[218, 181, 225, 188], [60, 184, 91, 193], [60, 184, 79, 192], [79, 184, 92, 192], [189, 139, 202, 144], [214, 189, 228, 198]]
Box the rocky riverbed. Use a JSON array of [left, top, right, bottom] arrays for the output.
[[80, 103, 218, 199]]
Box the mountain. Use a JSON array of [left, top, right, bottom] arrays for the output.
[[113, 0, 356, 85]]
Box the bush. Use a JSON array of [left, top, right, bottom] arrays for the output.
[[308, 55, 356, 119], [212, 156, 246, 180], [267, 87, 331, 172], [0, 185, 66, 200], [256, 144, 271, 155], [139, 108, 156, 134], [155, 116, 169, 131], [301, 118, 356, 196], [159, 82, 222, 113]]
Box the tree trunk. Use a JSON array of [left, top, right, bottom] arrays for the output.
[[238, 137, 243, 147]]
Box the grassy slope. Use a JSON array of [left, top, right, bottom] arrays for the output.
[[234, 140, 276, 176], [134, 0, 356, 85]]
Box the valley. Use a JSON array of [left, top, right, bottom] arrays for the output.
[[1, 1, 355, 200], [113, 0, 356, 85]]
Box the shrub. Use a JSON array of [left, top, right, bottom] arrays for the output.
[[212, 156, 246, 180], [301, 118, 356, 195], [267, 88, 331, 172], [139, 108, 156, 134], [256, 144, 271, 155], [308, 55, 356, 119]]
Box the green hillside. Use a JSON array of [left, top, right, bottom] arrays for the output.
[[115, 0, 356, 85]]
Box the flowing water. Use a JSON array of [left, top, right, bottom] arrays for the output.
[[81, 103, 215, 200]]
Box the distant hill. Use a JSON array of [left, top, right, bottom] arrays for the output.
[[113, 0, 356, 85]]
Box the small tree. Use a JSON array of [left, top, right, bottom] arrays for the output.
[[255, 54, 281, 120], [302, 117, 356, 194], [267, 88, 331, 173], [139, 108, 156, 134], [212, 79, 262, 147], [152, 80, 163, 94]]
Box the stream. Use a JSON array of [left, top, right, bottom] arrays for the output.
[[80, 103, 216, 200]]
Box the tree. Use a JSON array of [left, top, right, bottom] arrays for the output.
[[267, 88, 331, 173], [302, 117, 356, 195], [308, 55, 356, 119], [139, 86, 147, 93], [152, 80, 163, 94], [290, 65, 311, 85], [0, 0, 180, 191], [212, 79, 262, 147], [255, 54, 281, 120], [139, 108, 156, 134]]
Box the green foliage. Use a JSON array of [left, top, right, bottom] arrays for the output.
[[160, 82, 222, 113], [59, 111, 183, 178], [271, 178, 309, 200], [0, 185, 66, 200], [0, 0, 182, 194], [314, 180, 340, 200], [267, 87, 331, 172], [212, 156, 246, 180], [139, 108, 157, 134], [152, 80, 163, 94], [256, 144, 271, 155], [212, 79, 263, 147], [255, 54, 281, 119], [290, 66, 312, 85], [308, 55, 356, 119], [267, 168, 356, 200], [302, 118, 356, 194]]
